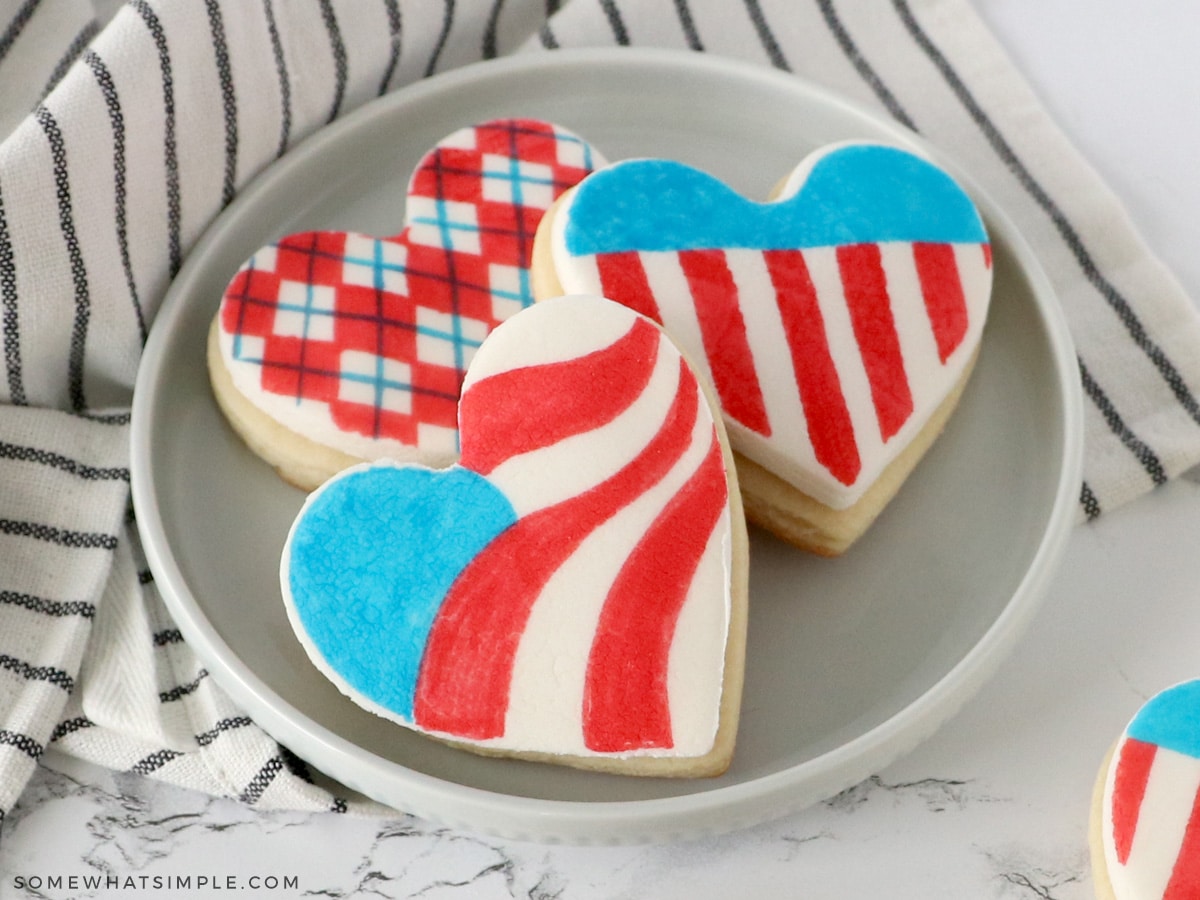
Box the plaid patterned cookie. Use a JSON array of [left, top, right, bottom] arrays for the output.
[[209, 118, 604, 489]]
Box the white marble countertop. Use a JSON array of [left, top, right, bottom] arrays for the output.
[[4, 2, 1200, 897]]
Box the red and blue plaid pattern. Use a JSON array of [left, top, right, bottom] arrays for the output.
[[219, 119, 601, 454]]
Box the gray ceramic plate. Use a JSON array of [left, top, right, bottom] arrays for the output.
[[130, 48, 1083, 844]]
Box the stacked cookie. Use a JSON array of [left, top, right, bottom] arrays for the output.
[[208, 119, 992, 777], [530, 145, 991, 556]]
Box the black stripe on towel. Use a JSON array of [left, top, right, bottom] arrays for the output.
[[204, 0, 238, 209], [598, 0, 629, 45], [196, 716, 253, 747], [673, 0, 703, 51], [317, 0, 348, 123], [817, 0, 915, 130], [239, 756, 284, 804], [152, 627, 184, 646], [482, 0, 504, 58], [1079, 357, 1167, 486], [280, 744, 316, 784], [79, 409, 130, 426], [159, 669, 209, 703], [1080, 480, 1101, 521], [0, 728, 44, 761], [261, 0, 291, 158], [84, 50, 147, 344], [0, 438, 129, 481], [0, 589, 95, 619], [131, 0, 182, 278], [742, 0, 788, 70], [34, 105, 91, 414], [41, 19, 100, 98], [0, 653, 74, 693], [540, 0, 562, 46], [130, 749, 182, 775], [0, 0, 41, 67], [50, 716, 95, 742], [379, 0, 402, 94], [0, 518, 118, 551], [425, 0, 455, 77], [0, 186, 21, 405]]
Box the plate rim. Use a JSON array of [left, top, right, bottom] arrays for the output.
[[130, 46, 1084, 844]]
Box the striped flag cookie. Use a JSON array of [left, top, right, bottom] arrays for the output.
[[209, 118, 603, 490], [1093, 680, 1200, 899], [532, 142, 992, 555], [281, 295, 748, 777]]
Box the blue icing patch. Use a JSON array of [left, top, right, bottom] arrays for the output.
[[1126, 680, 1200, 760], [286, 463, 516, 722], [562, 144, 987, 255]]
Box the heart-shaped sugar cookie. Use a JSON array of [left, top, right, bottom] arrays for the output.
[[1093, 680, 1200, 899], [210, 118, 604, 489], [533, 142, 992, 555], [281, 295, 748, 777]]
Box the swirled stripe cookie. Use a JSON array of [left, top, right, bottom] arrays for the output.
[[281, 295, 748, 777]]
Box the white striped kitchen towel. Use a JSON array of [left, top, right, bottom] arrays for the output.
[[1, 0, 1198, 820]]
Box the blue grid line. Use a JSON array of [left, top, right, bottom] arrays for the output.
[[372, 239, 388, 424], [231, 317, 486, 370], [553, 131, 596, 171], [343, 250, 528, 305], [338, 368, 413, 394], [500, 154, 533, 305], [241, 298, 485, 351], [482, 171, 560, 190], [429, 200, 470, 373], [341, 253, 408, 279]]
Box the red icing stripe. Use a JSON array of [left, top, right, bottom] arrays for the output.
[[596, 251, 663, 322], [458, 318, 660, 476], [764, 249, 861, 487], [1112, 737, 1157, 865], [983, 243, 993, 269], [913, 242, 970, 364], [837, 243, 914, 442], [1164, 781, 1200, 899], [413, 360, 703, 740], [581, 432, 727, 752], [677, 249, 772, 437]]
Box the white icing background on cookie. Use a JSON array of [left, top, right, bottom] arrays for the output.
[[16, 5, 1200, 896]]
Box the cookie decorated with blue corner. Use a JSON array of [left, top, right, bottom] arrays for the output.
[[1092, 680, 1200, 899], [280, 295, 749, 777], [532, 141, 992, 555]]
